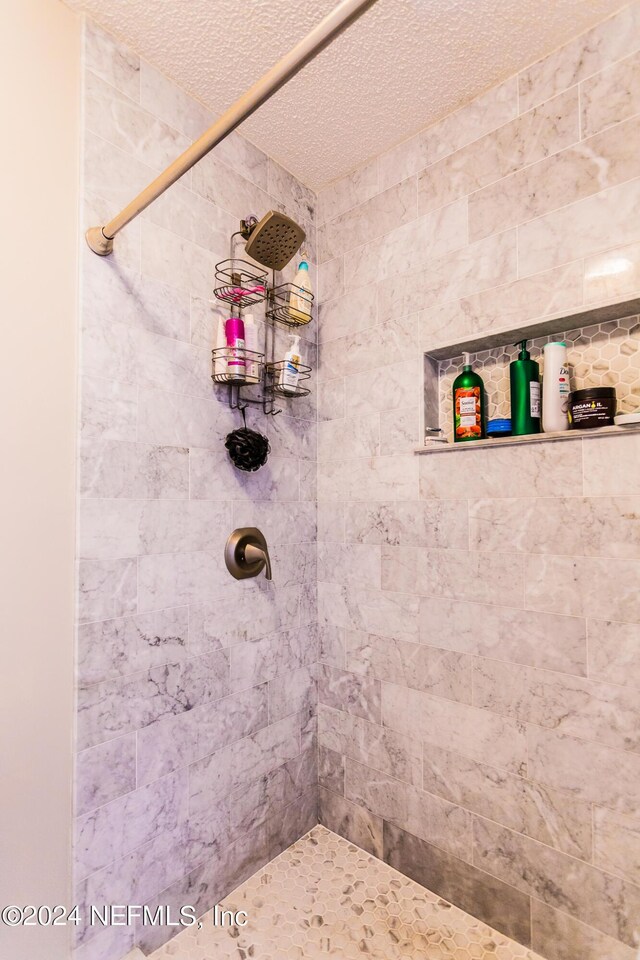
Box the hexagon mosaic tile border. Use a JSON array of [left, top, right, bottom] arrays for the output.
[[439, 314, 640, 442], [149, 826, 545, 960]]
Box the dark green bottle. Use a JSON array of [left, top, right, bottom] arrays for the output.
[[509, 340, 540, 436], [453, 354, 485, 442]]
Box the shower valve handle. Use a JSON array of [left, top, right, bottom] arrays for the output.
[[225, 528, 272, 581]]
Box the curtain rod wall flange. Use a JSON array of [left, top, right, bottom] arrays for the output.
[[86, 226, 114, 256], [85, 0, 377, 257]]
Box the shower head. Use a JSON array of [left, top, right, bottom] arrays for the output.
[[243, 211, 306, 271]]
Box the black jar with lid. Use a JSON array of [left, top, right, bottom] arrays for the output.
[[569, 387, 616, 429]]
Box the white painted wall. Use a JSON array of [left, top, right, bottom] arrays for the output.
[[0, 1, 80, 958]]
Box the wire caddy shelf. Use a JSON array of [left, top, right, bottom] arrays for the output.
[[267, 282, 314, 327], [210, 254, 313, 416], [213, 259, 268, 308]]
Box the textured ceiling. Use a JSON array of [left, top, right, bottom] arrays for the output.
[[64, 0, 630, 188]]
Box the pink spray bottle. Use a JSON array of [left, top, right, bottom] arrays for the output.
[[225, 317, 246, 380]]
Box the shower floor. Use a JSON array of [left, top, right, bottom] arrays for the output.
[[149, 825, 544, 960]]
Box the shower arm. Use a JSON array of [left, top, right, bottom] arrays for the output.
[[86, 0, 378, 256]]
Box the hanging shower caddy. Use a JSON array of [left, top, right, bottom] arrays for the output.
[[210, 225, 314, 416]]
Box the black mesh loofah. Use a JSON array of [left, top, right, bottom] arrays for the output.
[[225, 426, 270, 472]]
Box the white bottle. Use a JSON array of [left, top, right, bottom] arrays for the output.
[[213, 316, 227, 378], [243, 314, 263, 384], [289, 258, 312, 324], [542, 341, 570, 433], [279, 334, 303, 395]]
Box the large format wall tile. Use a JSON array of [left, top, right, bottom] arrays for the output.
[[419, 597, 587, 676], [84, 18, 140, 100], [343, 198, 467, 291], [74, 770, 188, 879], [469, 114, 640, 242], [80, 438, 189, 499], [78, 607, 188, 685], [318, 581, 420, 640], [319, 177, 417, 262], [525, 554, 640, 622], [469, 495, 640, 558], [518, 179, 640, 278], [317, 663, 381, 723], [318, 282, 378, 343], [318, 703, 421, 787], [583, 433, 640, 496], [531, 899, 637, 960], [345, 629, 472, 702], [422, 743, 592, 859], [382, 682, 527, 775], [473, 658, 640, 754], [318, 787, 383, 857], [317, 158, 379, 224], [344, 499, 469, 548], [139, 60, 212, 143], [383, 821, 532, 944], [345, 758, 472, 859], [593, 805, 640, 886], [417, 88, 579, 217], [420, 260, 584, 346], [473, 817, 640, 947], [419, 440, 583, 499], [378, 77, 518, 192], [580, 49, 640, 138], [77, 22, 319, 958], [75, 736, 136, 818], [527, 726, 640, 813], [518, 3, 640, 112], [312, 8, 640, 960], [382, 545, 525, 606], [85, 71, 191, 174], [584, 241, 640, 304], [587, 619, 640, 690], [377, 229, 517, 323]]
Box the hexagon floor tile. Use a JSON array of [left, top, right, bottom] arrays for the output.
[[149, 826, 545, 960]]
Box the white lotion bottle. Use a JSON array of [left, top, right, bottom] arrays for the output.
[[214, 316, 227, 378], [289, 258, 312, 323], [279, 334, 303, 395], [542, 341, 570, 432], [243, 314, 263, 383]]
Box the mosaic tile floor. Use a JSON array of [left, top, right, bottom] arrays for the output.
[[150, 826, 545, 960]]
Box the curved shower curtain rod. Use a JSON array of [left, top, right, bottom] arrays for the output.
[[86, 0, 378, 256]]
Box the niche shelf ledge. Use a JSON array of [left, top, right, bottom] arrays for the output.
[[414, 422, 640, 454]]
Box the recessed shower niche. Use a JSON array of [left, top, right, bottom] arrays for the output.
[[419, 295, 640, 451]]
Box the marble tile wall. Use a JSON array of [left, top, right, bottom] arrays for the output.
[[316, 4, 640, 958], [75, 20, 317, 960]]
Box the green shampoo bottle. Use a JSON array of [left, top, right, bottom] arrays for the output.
[[509, 340, 541, 436], [453, 353, 485, 442]]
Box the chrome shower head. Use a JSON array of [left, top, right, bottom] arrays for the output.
[[243, 210, 306, 271]]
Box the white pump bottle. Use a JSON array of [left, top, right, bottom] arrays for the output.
[[289, 258, 312, 324], [279, 334, 303, 395]]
